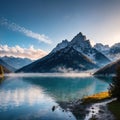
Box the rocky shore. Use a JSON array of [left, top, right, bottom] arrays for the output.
[[84, 98, 116, 120], [57, 97, 116, 120]]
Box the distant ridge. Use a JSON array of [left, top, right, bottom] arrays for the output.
[[0, 56, 32, 69], [94, 42, 120, 61]]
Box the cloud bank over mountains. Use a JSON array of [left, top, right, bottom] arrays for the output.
[[0, 45, 47, 60]]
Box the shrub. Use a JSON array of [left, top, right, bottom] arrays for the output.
[[109, 66, 120, 101]]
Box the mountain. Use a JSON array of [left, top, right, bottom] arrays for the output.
[[0, 59, 15, 72], [94, 42, 120, 61], [16, 46, 98, 73], [94, 59, 120, 75], [16, 32, 110, 73], [52, 32, 110, 66], [69, 32, 110, 66], [108, 43, 120, 60], [110, 43, 120, 54], [94, 43, 110, 54], [0, 56, 33, 69]]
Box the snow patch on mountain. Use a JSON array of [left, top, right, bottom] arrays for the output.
[[94, 43, 110, 53], [51, 39, 69, 53]]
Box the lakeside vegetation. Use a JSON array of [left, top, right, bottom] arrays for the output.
[[0, 65, 4, 78], [109, 66, 120, 100], [82, 91, 110, 103], [108, 66, 120, 120], [108, 101, 120, 120]]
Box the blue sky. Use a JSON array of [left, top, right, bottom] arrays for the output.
[[0, 0, 120, 59]]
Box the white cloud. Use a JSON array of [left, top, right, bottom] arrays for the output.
[[0, 45, 48, 60], [0, 18, 52, 44]]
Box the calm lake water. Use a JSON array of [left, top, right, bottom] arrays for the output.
[[0, 74, 112, 120]]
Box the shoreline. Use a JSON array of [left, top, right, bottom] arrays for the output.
[[84, 98, 116, 120], [58, 91, 117, 120]]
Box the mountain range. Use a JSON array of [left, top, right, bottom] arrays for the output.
[[0, 59, 15, 72], [0, 56, 33, 69], [94, 42, 120, 61], [16, 32, 110, 73]]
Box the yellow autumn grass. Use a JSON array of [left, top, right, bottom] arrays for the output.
[[82, 91, 110, 103]]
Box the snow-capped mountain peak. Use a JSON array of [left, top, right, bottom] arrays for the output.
[[70, 32, 86, 43], [50, 32, 110, 66], [70, 32, 92, 52], [16, 32, 111, 73]]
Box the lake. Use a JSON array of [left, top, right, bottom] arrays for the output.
[[0, 73, 112, 120]]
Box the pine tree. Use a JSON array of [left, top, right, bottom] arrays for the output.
[[109, 65, 120, 101]]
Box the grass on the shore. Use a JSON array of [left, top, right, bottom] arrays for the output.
[[108, 100, 120, 120], [82, 91, 110, 103]]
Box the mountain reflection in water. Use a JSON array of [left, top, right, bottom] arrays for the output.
[[0, 74, 112, 120]]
